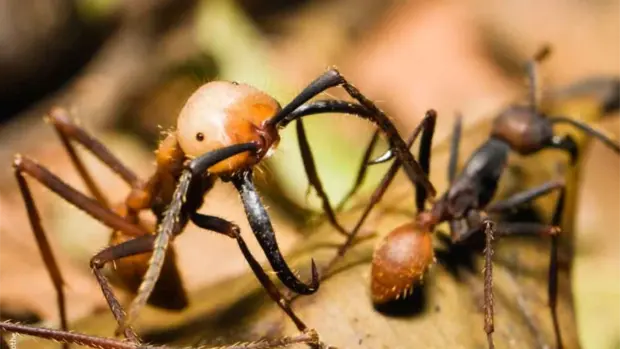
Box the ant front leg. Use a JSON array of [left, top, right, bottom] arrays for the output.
[[191, 213, 309, 332], [267, 69, 436, 198], [92, 213, 312, 339], [90, 237, 155, 341], [120, 144, 261, 333], [481, 219, 496, 349]]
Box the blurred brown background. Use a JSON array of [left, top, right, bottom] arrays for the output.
[[0, 0, 618, 348]]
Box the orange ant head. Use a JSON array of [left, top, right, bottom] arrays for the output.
[[370, 222, 435, 304], [176, 81, 281, 175]]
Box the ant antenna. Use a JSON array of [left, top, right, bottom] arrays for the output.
[[548, 115, 620, 154], [527, 45, 552, 111]]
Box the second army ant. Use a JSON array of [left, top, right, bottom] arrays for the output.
[[314, 47, 620, 348], [9, 68, 434, 346]]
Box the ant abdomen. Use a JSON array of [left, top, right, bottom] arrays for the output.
[[370, 222, 434, 304]]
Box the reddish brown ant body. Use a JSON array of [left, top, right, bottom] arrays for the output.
[[320, 48, 620, 348], [370, 220, 434, 303], [10, 68, 433, 345]]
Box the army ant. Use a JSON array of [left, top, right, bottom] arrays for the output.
[[10, 68, 433, 346], [318, 47, 620, 348]]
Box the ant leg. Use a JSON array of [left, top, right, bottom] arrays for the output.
[[90, 237, 158, 341], [456, 180, 565, 242], [446, 115, 464, 239], [481, 220, 496, 349], [549, 134, 580, 165], [548, 186, 566, 349], [46, 108, 140, 205], [96, 220, 303, 340], [453, 211, 497, 348], [231, 169, 319, 295], [12, 155, 150, 346], [48, 108, 191, 219], [336, 130, 380, 211], [13, 155, 147, 236], [448, 113, 463, 184], [267, 69, 435, 197], [0, 321, 320, 349], [0, 322, 135, 349], [548, 76, 619, 114], [486, 179, 565, 213], [191, 213, 308, 332], [548, 116, 620, 155], [368, 111, 437, 211], [319, 112, 436, 279], [124, 144, 261, 332], [279, 99, 380, 211], [491, 189, 566, 349], [295, 119, 348, 236], [414, 111, 437, 211]]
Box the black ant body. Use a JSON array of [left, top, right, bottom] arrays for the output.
[[319, 47, 620, 348], [10, 68, 432, 346]]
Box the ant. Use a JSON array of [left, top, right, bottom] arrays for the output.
[[0, 321, 319, 349], [12, 68, 434, 344], [316, 47, 620, 348]]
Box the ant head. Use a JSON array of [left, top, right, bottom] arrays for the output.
[[370, 222, 434, 304], [492, 105, 553, 155], [177, 81, 282, 175]]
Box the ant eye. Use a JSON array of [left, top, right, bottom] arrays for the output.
[[196, 132, 204, 142]]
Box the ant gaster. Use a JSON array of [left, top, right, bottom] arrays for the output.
[[12, 68, 434, 343], [318, 47, 620, 349]]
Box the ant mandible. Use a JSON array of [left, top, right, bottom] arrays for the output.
[[12, 68, 434, 341], [317, 47, 620, 349], [0, 321, 320, 349]]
